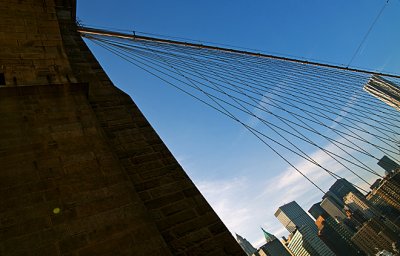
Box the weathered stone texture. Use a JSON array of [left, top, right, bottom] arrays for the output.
[[0, 1, 244, 255]]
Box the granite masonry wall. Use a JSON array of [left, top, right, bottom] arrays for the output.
[[0, 1, 244, 255]]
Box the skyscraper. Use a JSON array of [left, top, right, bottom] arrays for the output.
[[367, 175, 400, 225], [285, 226, 335, 256], [275, 201, 335, 256], [328, 178, 363, 203], [284, 229, 310, 256], [351, 218, 399, 255], [308, 202, 326, 220], [344, 191, 379, 219], [308, 202, 364, 255], [320, 196, 347, 221], [275, 201, 317, 233], [368, 168, 400, 212], [363, 75, 400, 111], [378, 156, 400, 174], [315, 215, 365, 256], [236, 234, 257, 256]]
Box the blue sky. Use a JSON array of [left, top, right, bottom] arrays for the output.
[[77, 0, 400, 248]]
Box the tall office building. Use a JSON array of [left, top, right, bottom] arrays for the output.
[[344, 191, 378, 219], [321, 179, 366, 227], [367, 178, 400, 226], [315, 215, 365, 256], [309, 203, 363, 255], [351, 218, 399, 255], [308, 202, 326, 220], [284, 229, 310, 256], [378, 156, 400, 174], [343, 191, 399, 233], [328, 178, 363, 203], [236, 234, 257, 256], [363, 75, 400, 111], [285, 226, 335, 256], [320, 196, 347, 221], [344, 192, 400, 232], [368, 168, 400, 212], [366, 169, 400, 230], [275, 201, 335, 256], [275, 201, 317, 233], [367, 189, 400, 225]]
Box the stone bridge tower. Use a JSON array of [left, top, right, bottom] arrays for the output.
[[0, 1, 244, 255]]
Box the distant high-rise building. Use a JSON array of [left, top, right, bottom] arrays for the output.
[[351, 218, 399, 256], [368, 168, 400, 213], [320, 179, 368, 229], [328, 178, 363, 203], [378, 156, 400, 174], [366, 169, 400, 231], [285, 226, 335, 256], [367, 185, 400, 226], [274, 201, 317, 233], [275, 201, 335, 256], [308, 202, 326, 220], [257, 228, 291, 256], [320, 196, 347, 221], [283, 228, 310, 256], [367, 189, 400, 225], [315, 215, 364, 256], [344, 208, 368, 228], [308, 203, 363, 255], [344, 191, 399, 233], [344, 191, 378, 219], [363, 75, 400, 111], [236, 233, 257, 256], [323, 190, 344, 206]]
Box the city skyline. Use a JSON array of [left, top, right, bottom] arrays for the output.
[[77, 1, 400, 246], [237, 169, 399, 255]]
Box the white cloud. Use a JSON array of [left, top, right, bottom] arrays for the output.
[[197, 177, 252, 231]]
